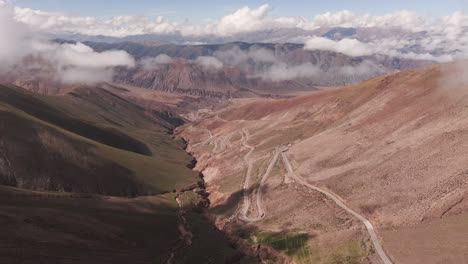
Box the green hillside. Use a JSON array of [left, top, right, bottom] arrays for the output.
[[0, 85, 240, 263], [0, 85, 199, 196]]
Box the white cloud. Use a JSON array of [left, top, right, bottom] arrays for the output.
[[260, 63, 320, 81], [211, 46, 381, 83], [140, 54, 173, 70], [214, 46, 278, 67], [216, 4, 271, 35], [310, 10, 430, 31], [13, 7, 179, 37], [45, 42, 135, 84], [304, 37, 372, 57], [47, 42, 135, 68], [11, 4, 306, 37], [194, 56, 223, 70], [213, 4, 306, 35], [3, 2, 468, 67], [0, 2, 135, 84], [59, 67, 114, 84], [0, 3, 33, 71], [8, 3, 468, 39], [303, 35, 458, 62]]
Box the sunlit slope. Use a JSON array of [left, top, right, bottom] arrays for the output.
[[183, 62, 468, 263]]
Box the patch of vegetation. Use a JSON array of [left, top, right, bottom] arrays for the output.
[[326, 240, 369, 264], [251, 231, 312, 263], [178, 191, 197, 209]]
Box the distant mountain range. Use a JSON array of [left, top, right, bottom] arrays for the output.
[[86, 41, 432, 98], [15, 29, 437, 98], [53, 26, 416, 45]]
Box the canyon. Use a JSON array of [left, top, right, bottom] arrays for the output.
[[1, 1, 468, 263], [0, 44, 467, 264]]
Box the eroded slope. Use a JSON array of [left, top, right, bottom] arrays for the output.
[[181, 62, 468, 263]]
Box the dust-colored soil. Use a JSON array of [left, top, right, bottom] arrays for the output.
[[383, 212, 468, 264], [181, 62, 468, 263]]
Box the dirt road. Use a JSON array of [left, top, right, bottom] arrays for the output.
[[197, 126, 392, 263], [239, 129, 280, 222], [281, 149, 393, 264]]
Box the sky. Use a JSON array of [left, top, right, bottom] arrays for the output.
[[13, 0, 468, 21], [1, 0, 468, 86]]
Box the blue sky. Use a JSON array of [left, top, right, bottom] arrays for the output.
[[14, 0, 468, 21]]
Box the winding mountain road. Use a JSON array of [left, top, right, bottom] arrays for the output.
[[281, 149, 393, 264], [196, 126, 392, 263], [213, 133, 232, 154], [239, 129, 281, 222], [192, 128, 213, 148]]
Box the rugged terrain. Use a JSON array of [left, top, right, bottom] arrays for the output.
[[0, 85, 242, 263], [180, 62, 468, 263], [13, 41, 431, 98], [94, 41, 431, 97], [2, 59, 467, 263]]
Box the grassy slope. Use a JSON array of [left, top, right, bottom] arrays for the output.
[[0, 85, 240, 263], [0, 185, 180, 264], [0, 85, 199, 195], [251, 231, 312, 263]]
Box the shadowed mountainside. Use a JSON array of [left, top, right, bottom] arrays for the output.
[[0, 84, 243, 264], [0, 85, 199, 196]]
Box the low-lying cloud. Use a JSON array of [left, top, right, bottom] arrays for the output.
[[214, 46, 387, 83], [0, 3, 33, 71], [303, 36, 458, 62], [260, 63, 320, 81], [194, 56, 224, 70], [138, 45, 387, 84], [140, 54, 173, 70], [0, 2, 135, 84], [48, 43, 135, 84], [304, 37, 372, 57]]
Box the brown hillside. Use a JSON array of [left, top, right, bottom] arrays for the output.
[[182, 62, 468, 263]]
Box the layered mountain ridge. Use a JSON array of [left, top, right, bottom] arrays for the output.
[[10, 40, 432, 98]]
